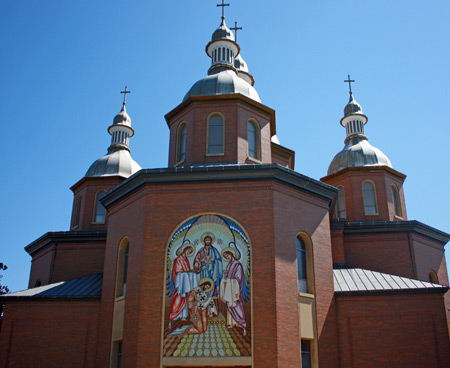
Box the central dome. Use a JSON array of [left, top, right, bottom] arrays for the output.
[[183, 70, 261, 102]]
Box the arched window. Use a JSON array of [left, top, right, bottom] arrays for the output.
[[34, 279, 42, 287], [391, 184, 402, 218], [116, 240, 129, 298], [429, 270, 439, 284], [247, 120, 260, 160], [176, 123, 187, 164], [297, 235, 313, 293], [207, 114, 224, 154], [336, 186, 346, 218], [93, 190, 106, 223], [73, 195, 82, 229], [362, 181, 378, 215]]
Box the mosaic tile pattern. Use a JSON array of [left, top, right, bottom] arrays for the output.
[[163, 314, 251, 357]]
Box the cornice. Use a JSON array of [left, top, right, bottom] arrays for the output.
[[25, 230, 107, 255], [100, 164, 338, 212], [321, 165, 406, 182]]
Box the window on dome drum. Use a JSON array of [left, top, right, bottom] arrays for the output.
[[93, 190, 106, 223], [247, 120, 260, 160], [116, 240, 129, 298], [34, 279, 41, 287], [297, 236, 310, 293], [207, 114, 224, 154], [429, 271, 439, 284], [336, 186, 346, 218], [176, 123, 187, 163], [301, 340, 312, 368], [391, 184, 402, 218], [73, 195, 82, 229], [362, 181, 378, 215]]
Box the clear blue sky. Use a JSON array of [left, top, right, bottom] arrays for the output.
[[1, 1, 449, 292]]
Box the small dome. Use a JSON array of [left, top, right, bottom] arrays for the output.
[[234, 54, 248, 73], [183, 70, 261, 102], [112, 104, 131, 127], [344, 93, 363, 117], [327, 136, 392, 175], [86, 149, 141, 178], [211, 18, 235, 42]]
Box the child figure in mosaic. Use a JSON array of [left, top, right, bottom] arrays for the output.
[[181, 278, 217, 336]]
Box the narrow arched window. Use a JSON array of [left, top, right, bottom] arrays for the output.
[[391, 184, 402, 218], [247, 120, 260, 160], [429, 271, 439, 284], [176, 123, 187, 163], [336, 186, 346, 218], [34, 279, 42, 287], [116, 240, 129, 298], [73, 196, 82, 229], [297, 236, 308, 293], [93, 190, 106, 223], [207, 114, 224, 154], [363, 181, 378, 215]]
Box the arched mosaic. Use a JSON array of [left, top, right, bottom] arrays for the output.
[[163, 214, 251, 358]]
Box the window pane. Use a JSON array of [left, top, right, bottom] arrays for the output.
[[178, 125, 186, 162], [94, 192, 106, 223], [208, 116, 223, 153], [337, 187, 346, 218], [391, 186, 401, 217], [301, 340, 312, 368], [297, 237, 308, 292], [363, 182, 377, 214], [122, 244, 129, 296], [248, 121, 257, 158]]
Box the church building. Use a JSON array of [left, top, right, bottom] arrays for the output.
[[1, 5, 449, 368]]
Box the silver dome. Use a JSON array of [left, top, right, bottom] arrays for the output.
[[327, 136, 392, 175], [86, 149, 141, 178], [344, 93, 363, 117], [112, 105, 131, 127], [183, 70, 260, 102], [211, 18, 235, 42], [234, 54, 248, 73]]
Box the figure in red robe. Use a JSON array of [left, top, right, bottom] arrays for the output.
[[168, 243, 195, 330]]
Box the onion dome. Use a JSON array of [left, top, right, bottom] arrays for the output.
[[327, 91, 392, 175], [86, 90, 141, 178], [184, 13, 260, 102], [183, 69, 260, 102], [234, 54, 255, 86]]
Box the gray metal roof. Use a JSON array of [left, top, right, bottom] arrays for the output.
[[2, 273, 102, 300], [334, 268, 448, 295], [86, 149, 142, 178]]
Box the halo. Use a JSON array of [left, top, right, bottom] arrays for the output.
[[176, 242, 195, 256], [221, 247, 240, 260], [198, 277, 214, 293], [200, 232, 216, 245]]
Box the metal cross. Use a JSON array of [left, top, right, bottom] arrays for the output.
[[217, 0, 230, 19], [344, 75, 355, 93], [120, 86, 131, 104], [231, 21, 242, 42]]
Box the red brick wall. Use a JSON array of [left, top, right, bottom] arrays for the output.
[[167, 99, 272, 167], [335, 293, 450, 368], [0, 301, 100, 368], [322, 168, 407, 222], [70, 177, 123, 231], [28, 241, 106, 287], [97, 178, 333, 367]]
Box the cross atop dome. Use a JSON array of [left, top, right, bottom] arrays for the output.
[[120, 86, 131, 105], [217, 0, 230, 20], [231, 21, 242, 42], [344, 74, 355, 95]]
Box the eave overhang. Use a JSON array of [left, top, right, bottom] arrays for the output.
[[100, 164, 338, 211], [164, 94, 277, 137], [330, 219, 450, 245], [321, 165, 406, 182], [25, 230, 107, 256]]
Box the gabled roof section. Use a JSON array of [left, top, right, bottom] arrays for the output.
[[334, 268, 448, 296], [1, 273, 102, 301]]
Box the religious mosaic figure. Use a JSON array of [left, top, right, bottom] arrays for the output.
[[193, 232, 223, 316], [168, 242, 197, 330], [180, 278, 217, 336], [220, 247, 247, 336]]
